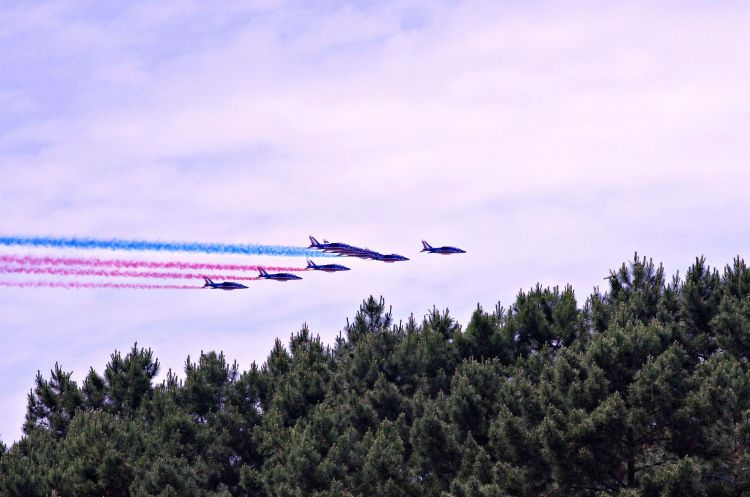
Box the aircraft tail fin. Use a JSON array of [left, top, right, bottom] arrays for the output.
[[259, 268, 268, 277], [203, 276, 214, 287], [421, 240, 432, 252], [306, 259, 316, 269], [309, 236, 320, 248]]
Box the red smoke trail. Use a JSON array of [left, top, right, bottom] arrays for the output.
[[0, 254, 308, 272], [0, 265, 261, 281], [0, 280, 201, 290]]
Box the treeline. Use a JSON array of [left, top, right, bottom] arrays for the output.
[[1, 254, 750, 497]]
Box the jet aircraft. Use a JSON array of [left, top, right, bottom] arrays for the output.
[[344, 247, 409, 262], [420, 240, 466, 255], [308, 236, 359, 254], [306, 259, 351, 272], [258, 268, 302, 281], [344, 248, 382, 260], [376, 253, 410, 263], [326, 246, 398, 261], [202, 277, 248, 290], [308, 236, 409, 262]]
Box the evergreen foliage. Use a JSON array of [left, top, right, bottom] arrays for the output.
[[2, 254, 750, 496]]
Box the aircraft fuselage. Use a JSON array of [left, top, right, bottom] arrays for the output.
[[261, 273, 302, 281], [310, 264, 350, 272], [207, 282, 248, 290], [427, 247, 466, 254]]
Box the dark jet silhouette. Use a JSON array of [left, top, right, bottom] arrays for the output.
[[420, 240, 466, 255], [306, 259, 350, 272], [258, 268, 302, 281], [203, 277, 248, 290]]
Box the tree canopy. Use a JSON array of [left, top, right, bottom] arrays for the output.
[[2, 254, 749, 497]]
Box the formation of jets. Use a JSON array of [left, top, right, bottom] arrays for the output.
[[307, 236, 412, 262], [204, 236, 465, 290]]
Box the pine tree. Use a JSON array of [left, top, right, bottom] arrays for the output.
[[103, 343, 160, 415], [183, 350, 236, 420], [675, 256, 721, 361], [410, 401, 462, 493], [345, 296, 393, 344], [446, 359, 503, 445], [712, 257, 750, 360], [81, 367, 106, 411], [53, 410, 138, 497], [24, 362, 83, 437], [456, 304, 510, 364], [359, 419, 410, 497], [505, 284, 580, 360]]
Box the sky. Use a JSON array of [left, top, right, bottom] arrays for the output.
[[1, 0, 749, 443]]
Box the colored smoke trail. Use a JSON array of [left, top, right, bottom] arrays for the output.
[[0, 254, 306, 272], [0, 265, 261, 281], [0, 281, 200, 290], [0, 236, 334, 257]]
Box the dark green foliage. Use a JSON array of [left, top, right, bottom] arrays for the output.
[[3, 253, 750, 497], [24, 362, 83, 437], [712, 257, 750, 360], [104, 344, 160, 415], [457, 304, 509, 363], [446, 359, 504, 444], [183, 350, 236, 419], [605, 253, 666, 327], [506, 284, 581, 359]]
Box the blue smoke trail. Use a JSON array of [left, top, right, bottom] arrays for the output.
[[0, 236, 335, 257]]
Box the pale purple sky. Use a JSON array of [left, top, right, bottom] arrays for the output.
[[1, 0, 749, 443]]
